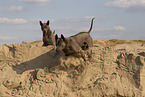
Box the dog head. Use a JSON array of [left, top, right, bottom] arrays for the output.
[[39, 20, 52, 46], [55, 34, 67, 52]]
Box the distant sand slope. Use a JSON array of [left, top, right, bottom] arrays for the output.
[[0, 40, 145, 96]]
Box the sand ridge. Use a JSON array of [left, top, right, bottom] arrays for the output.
[[0, 40, 145, 96]]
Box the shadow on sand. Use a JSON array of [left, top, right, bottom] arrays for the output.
[[12, 50, 65, 74]]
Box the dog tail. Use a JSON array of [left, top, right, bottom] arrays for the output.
[[88, 18, 95, 34]]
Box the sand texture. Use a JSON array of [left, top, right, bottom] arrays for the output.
[[0, 40, 145, 97]]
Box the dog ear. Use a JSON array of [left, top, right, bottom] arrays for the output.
[[55, 34, 58, 43], [55, 34, 58, 40], [39, 21, 43, 26], [61, 34, 65, 41], [46, 20, 49, 25]]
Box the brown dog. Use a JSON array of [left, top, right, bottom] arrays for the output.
[[39, 20, 56, 49], [55, 18, 95, 61]]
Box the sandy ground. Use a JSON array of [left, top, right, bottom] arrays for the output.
[[0, 40, 145, 97]]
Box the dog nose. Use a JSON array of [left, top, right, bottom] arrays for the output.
[[43, 29, 47, 33]]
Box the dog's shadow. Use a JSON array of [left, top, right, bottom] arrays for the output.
[[12, 50, 65, 74]]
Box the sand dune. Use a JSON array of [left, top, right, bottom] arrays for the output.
[[0, 40, 145, 96]]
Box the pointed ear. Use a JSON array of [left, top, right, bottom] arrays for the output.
[[61, 34, 65, 41], [39, 21, 43, 26], [55, 34, 58, 42], [46, 20, 49, 25], [53, 30, 55, 34]]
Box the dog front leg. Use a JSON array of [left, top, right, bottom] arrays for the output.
[[71, 46, 86, 61], [79, 50, 86, 61], [70, 41, 86, 61]]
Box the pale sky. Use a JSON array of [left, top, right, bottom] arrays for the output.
[[0, 0, 145, 45]]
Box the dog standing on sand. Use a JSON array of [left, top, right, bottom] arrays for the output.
[[55, 18, 95, 61], [39, 20, 56, 49]]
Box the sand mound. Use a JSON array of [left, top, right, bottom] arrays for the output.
[[0, 40, 145, 96]]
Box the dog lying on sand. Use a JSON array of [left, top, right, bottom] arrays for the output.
[[55, 18, 95, 61]]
